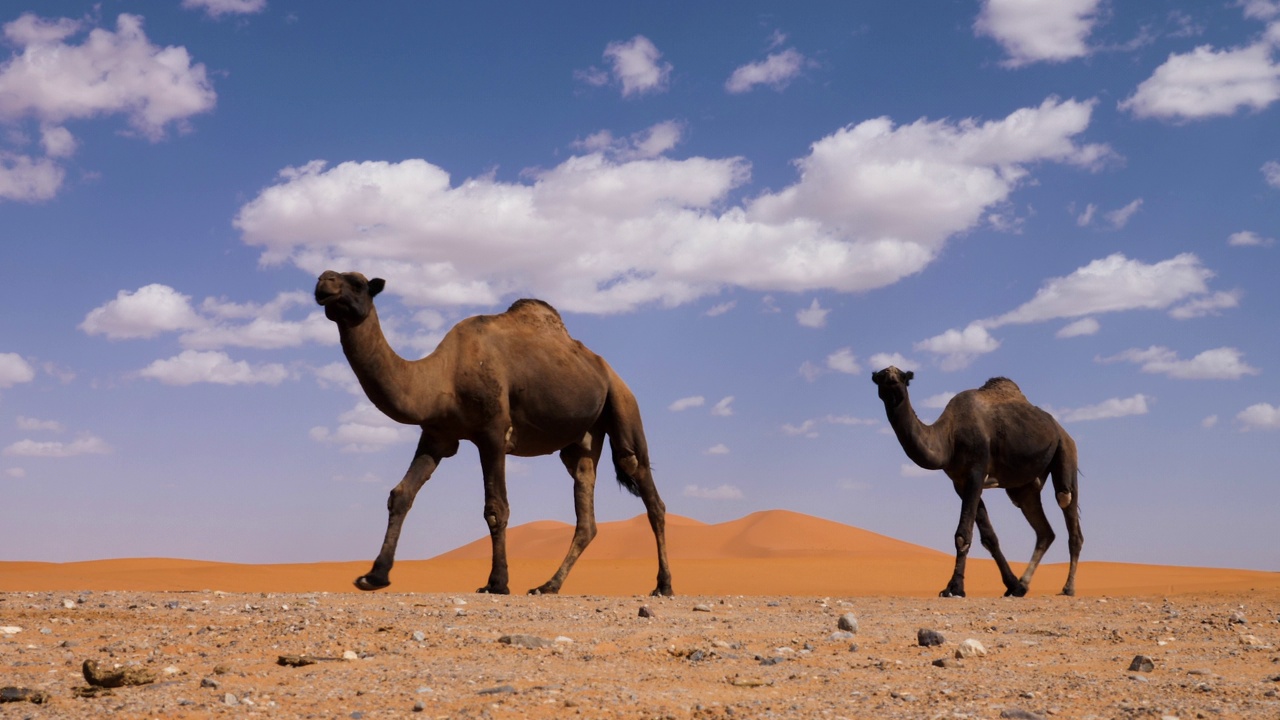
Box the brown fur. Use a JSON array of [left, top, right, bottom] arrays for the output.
[[315, 271, 672, 596], [872, 366, 1082, 597]]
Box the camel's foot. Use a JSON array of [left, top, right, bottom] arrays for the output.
[[527, 582, 561, 596], [938, 588, 966, 598], [475, 584, 510, 595], [1003, 583, 1029, 598], [1060, 585, 1076, 597], [651, 583, 674, 597], [354, 574, 390, 592]]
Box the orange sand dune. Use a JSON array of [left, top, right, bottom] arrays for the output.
[[2, 510, 1276, 598]]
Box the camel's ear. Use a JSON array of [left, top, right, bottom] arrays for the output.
[[368, 278, 385, 298], [903, 370, 914, 385]]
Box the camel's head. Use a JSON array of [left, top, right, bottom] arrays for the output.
[[315, 270, 385, 326], [871, 366, 914, 405]]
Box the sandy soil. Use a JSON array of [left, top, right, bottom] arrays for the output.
[[3, 512, 1279, 718]]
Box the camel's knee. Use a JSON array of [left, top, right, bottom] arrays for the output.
[[954, 534, 971, 554], [387, 486, 412, 514], [483, 504, 509, 533], [1056, 491, 1072, 509]]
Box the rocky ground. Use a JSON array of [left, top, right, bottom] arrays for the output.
[[2, 589, 1278, 719]]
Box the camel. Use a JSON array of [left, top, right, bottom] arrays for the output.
[[315, 270, 673, 596], [871, 366, 1081, 597]]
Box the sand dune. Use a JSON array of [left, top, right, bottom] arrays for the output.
[[2, 510, 1275, 597]]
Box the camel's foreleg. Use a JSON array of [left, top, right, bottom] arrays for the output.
[[356, 434, 448, 591], [531, 440, 602, 595], [476, 436, 512, 595], [942, 471, 985, 598]]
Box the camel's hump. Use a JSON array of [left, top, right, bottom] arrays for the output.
[[504, 298, 566, 331], [979, 376, 1026, 399]]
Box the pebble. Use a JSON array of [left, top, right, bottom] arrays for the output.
[[917, 628, 946, 647], [638, 606, 655, 618], [62, 598, 76, 609], [837, 613, 858, 633], [932, 657, 962, 668], [201, 678, 220, 689], [693, 604, 713, 613], [224, 693, 239, 706], [499, 634, 553, 649], [342, 650, 359, 661], [413, 701, 425, 712], [477, 685, 516, 695], [1000, 710, 1045, 720], [828, 631, 854, 642], [955, 639, 986, 659], [1229, 612, 1247, 624], [1239, 634, 1263, 646], [1128, 655, 1155, 672], [0, 626, 21, 635], [412, 631, 426, 642]]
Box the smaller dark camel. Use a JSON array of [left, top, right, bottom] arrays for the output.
[[872, 366, 1082, 597], [316, 270, 672, 596]]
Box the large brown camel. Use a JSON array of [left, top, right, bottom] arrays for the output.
[[315, 270, 673, 596], [871, 366, 1081, 597]]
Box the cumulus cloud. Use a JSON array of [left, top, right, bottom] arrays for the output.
[[0, 352, 36, 387], [1106, 198, 1143, 228], [798, 361, 823, 383], [574, 121, 684, 161], [181, 0, 268, 18], [668, 395, 705, 412], [1057, 317, 1100, 337], [726, 48, 810, 93], [1075, 202, 1097, 226], [915, 323, 1000, 371], [16, 416, 63, 432], [81, 284, 205, 339], [0, 13, 216, 140], [1056, 394, 1150, 422], [704, 444, 730, 456], [867, 352, 917, 371], [795, 298, 830, 328], [1098, 346, 1260, 380], [781, 419, 819, 437], [826, 347, 861, 375], [1228, 230, 1275, 246], [310, 401, 417, 453], [580, 35, 672, 97], [1120, 41, 1280, 120], [3, 435, 111, 457], [975, 0, 1103, 67], [683, 483, 742, 499], [233, 97, 1107, 314], [705, 300, 736, 317], [1236, 402, 1280, 429], [710, 396, 734, 417], [1265, 160, 1280, 187], [1167, 290, 1241, 319], [0, 153, 64, 201], [138, 350, 291, 386]]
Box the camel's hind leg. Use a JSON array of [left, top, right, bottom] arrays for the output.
[[476, 433, 512, 595], [530, 435, 604, 595], [1006, 483, 1056, 597], [624, 458, 673, 597], [356, 433, 454, 591]]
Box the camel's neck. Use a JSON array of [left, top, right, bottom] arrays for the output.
[[883, 393, 951, 471], [337, 307, 439, 425]]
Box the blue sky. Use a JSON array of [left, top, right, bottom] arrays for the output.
[[2, 1, 1278, 572]]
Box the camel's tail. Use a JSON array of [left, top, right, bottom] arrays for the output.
[[601, 365, 649, 498]]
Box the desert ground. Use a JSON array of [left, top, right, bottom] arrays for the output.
[[3, 511, 1278, 719]]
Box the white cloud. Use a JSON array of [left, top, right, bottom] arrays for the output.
[[16, 416, 62, 432], [1099, 346, 1260, 380], [3, 435, 111, 457], [1241, 1, 1280, 20], [826, 347, 861, 374], [704, 444, 730, 456], [39, 125, 76, 157], [914, 323, 1000, 371], [1106, 198, 1143, 228], [683, 483, 742, 499], [1075, 202, 1097, 226], [1168, 290, 1241, 319], [574, 121, 684, 161], [1201, 414, 1219, 428], [710, 396, 734, 417], [233, 97, 1106, 314], [987, 253, 1216, 326], [725, 48, 809, 93], [1056, 394, 1150, 422], [668, 395, 705, 412], [798, 361, 823, 382], [593, 35, 671, 97], [0, 14, 216, 141], [81, 284, 204, 339], [0, 353, 36, 387], [796, 298, 830, 328], [1228, 230, 1275, 246], [825, 414, 877, 426], [310, 401, 416, 453], [138, 350, 291, 386], [868, 352, 917, 371], [1236, 402, 1280, 429], [705, 300, 736, 317], [781, 419, 819, 437], [0, 152, 64, 201], [1120, 41, 1280, 121], [181, 0, 268, 18], [313, 362, 362, 395], [1264, 160, 1280, 187], [974, 0, 1103, 67], [1057, 317, 1100, 337], [921, 392, 956, 409]]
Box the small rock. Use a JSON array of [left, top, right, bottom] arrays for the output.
[[224, 693, 239, 706], [412, 631, 426, 642], [1229, 612, 1247, 624], [693, 604, 713, 613], [917, 628, 946, 647], [342, 650, 359, 661], [1128, 655, 1155, 672], [955, 639, 986, 659], [828, 631, 854, 642], [1129, 674, 1149, 683], [201, 677, 220, 689], [478, 685, 516, 695], [82, 659, 157, 688], [0, 626, 21, 635], [0, 687, 51, 705], [1239, 634, 1263, 646], [61, 598, 76, 609], [498, 634, 553, 649], [837, 613, 858, 633], [932, 657, 962, 668], [638, 606, 655, 618], [413, 701, 425, 712], [1000, 710, 1046, 720], [212, 664, 231, 675]]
